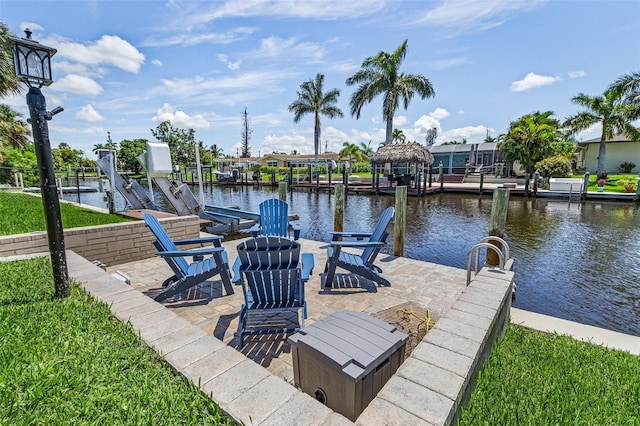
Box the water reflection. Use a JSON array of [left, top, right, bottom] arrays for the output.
[[61, 179, 640, 336]]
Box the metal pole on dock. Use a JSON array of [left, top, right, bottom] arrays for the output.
[[524, 173, 530, 197], [487, 188, 509, 266], [278, 181, 287, 202], [439, 162, 444, 193], [479, 172, 484, 196], [334, 183, 344, 234], [394, 186, 407, 257]]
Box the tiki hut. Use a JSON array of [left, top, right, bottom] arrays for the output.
[[370, 141, 434, 190], [371, 141, 435, 166]]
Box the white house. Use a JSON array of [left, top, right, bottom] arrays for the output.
[[575, 130, 640, 174]]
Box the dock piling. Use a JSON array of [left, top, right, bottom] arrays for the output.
[[278, 181, 287, 202], [394, 186, 407, 257], [487, 188, 509, 266]]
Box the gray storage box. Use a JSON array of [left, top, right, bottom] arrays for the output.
[[288, 310, 408, 421]]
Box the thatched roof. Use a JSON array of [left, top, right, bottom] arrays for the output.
[[371, 141, 434, 165]]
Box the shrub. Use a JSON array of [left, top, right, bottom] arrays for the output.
[[535, 155, 572, 178], [619, 161, 636, 173]]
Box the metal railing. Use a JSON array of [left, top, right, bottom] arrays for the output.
[[466, 236, 513, 286]]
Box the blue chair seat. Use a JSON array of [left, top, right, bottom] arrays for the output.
[[323, 207, 394, 289], [143, 213, 233, 302]]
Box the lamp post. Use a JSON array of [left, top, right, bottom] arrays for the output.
[[9, 29, 69, 298]]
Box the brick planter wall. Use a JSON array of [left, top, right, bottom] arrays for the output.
[[0, 215, 201, 267]]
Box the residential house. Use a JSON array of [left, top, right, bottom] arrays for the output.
[[575, 130, 640, 174]]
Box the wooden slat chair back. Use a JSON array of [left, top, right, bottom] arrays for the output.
[[249, 199, 301, 240], [324, 207, 394, 289], [235, 236, 309, 347], [143, 213, 233, 302]]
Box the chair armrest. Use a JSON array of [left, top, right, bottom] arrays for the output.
[[173, 235, 224, 247], [329, 241, 385, 248], [290, 222, 301, 240], [231, 257, 242, 283], [330, 232, 372, 241], [248, 223, 261, 238], [155, 246, 225, 258], [301, 253, 314, 281]]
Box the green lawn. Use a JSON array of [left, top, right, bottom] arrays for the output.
[[574, 173, 639, 193], [0, 191, 129, 235], [0, 257, 234, 425], [458, 325, 640, 424]]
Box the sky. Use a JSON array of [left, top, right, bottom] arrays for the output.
[[1, 0, 639, 159]]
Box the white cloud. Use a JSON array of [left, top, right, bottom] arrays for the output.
[[152, 59, 163, 67], [182, 0, 386, 28], [256, 36, 325, 63], [76, 104, 104, 122], [152, 103, 210, 129], [262, 131, 311, 155], [51, 74, 103, 95], [19, 22, 44, 32], [428, 57, 468, 70], [438, 125, 493, 144], [413, 0, 545, 34], [429, 108, 450, 120], [217, 54, 242, 70], [510, 72, 560, 92], [44, 34, 145, 73], [568, 70, 586, 79], [142, 27, 256, 47], [394, 116, 408, 126]]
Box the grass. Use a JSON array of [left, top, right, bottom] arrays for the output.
[[458, 324, 640, 425], [0, 191, 129, 235], [0, 257, 234, 425], [573, 173, 639, 193]]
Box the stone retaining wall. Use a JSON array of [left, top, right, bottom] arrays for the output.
[[0, 215, 201, 267]]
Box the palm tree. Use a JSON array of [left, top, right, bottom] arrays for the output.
[[498, 111, 560, 174], [0, 24, 21, 98], [563, 90, 640, 176], [608, 71, 640, 105], [359, 141, 374, 158], [339, 142, 364, 163], [346, 39, 435, 145], [392, 129, 406, 143], [288, 73, 343, 186], [0, 104, 30, 149]]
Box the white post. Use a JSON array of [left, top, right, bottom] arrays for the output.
[[14, 172, 18, 188], [19, 173, 24, 188]]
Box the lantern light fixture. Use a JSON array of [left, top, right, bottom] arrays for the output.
[[9, 28, 57, 88]]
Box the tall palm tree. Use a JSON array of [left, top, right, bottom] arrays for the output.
[[346, 39, 435, 145], [608, 71, 640, 105], [392, 128, 406, 143], [563, 90, 640, 175], [289, 73, 343, 186]]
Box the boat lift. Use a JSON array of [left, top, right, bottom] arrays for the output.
[[136, 142, 255, 233]]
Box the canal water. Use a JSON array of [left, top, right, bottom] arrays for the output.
[[63, 180, 640, 337]]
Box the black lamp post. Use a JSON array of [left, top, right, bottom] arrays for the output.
[[9, 29, 69, 298]]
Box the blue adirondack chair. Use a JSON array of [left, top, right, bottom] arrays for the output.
[[235, 236, 314, 348], [143, 213, 234, 302], [249, 198, 301, 240], [323, 207, 395, 289]]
